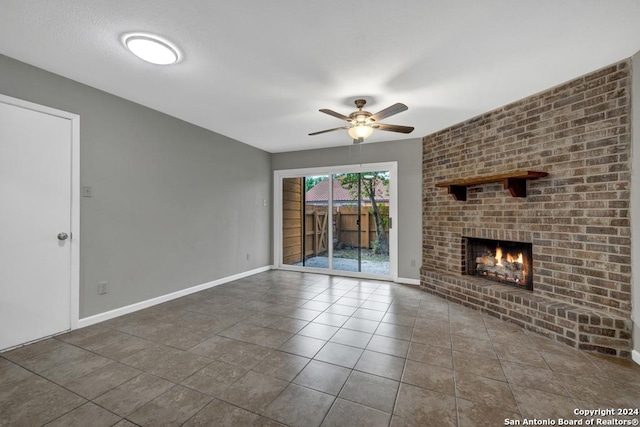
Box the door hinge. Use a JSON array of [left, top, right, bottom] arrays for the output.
[[389, 217, 392, 229]]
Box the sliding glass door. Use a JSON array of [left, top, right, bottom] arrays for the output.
[[332, 172, 390, 276], [276, 163, 396, 280]]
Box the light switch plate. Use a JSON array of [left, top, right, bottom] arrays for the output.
[[98, 281, 108, 294]]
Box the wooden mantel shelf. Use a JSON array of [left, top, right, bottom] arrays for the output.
[[436, 171, 548, 201]]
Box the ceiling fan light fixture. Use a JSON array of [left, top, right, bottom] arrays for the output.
[[123, 33, 180, 65], [309, 99, 412, 141], [348, 124, 374, 140]]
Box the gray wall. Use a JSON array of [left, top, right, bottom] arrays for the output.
[[632, 51, 640, 360], [0, 55, 272, 318], [272, 139, 423, 280]]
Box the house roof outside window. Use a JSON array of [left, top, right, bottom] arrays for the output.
[[305, 178, 388, 206]]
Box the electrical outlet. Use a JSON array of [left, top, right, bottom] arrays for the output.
[[98, 281, 108, 295], [82, 186, 93, 197]]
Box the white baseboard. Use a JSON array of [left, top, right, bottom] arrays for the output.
[[633, 349, 640, 366], [77, 266, 272, 329], [396, 277, 420, 286]]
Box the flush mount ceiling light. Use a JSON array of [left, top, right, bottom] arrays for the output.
[[123, 33, 180, 65]]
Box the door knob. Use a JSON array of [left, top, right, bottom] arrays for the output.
[[57, 232, 69, 241]]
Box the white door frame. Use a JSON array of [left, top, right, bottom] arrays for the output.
[[1, 93, 80, 331], [274, 161, 398, 281]]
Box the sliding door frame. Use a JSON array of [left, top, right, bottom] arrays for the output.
[[273, 162, 398, 281]]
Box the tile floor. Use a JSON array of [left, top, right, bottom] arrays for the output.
[[1, 270, 639, 426]]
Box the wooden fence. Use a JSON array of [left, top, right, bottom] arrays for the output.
[[303, 206, 389, 258], [282, 178, 304, 264], [282, 178, 389, 264], [304, 207, 329, 257], [333, 206, 389, 250]]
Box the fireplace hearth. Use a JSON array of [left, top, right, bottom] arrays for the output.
[[465, 237, 533, 291]]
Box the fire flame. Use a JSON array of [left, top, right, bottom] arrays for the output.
[[505, 252, 524, 264], [495, 247, 524, 265], [480, 245, 528, 287]]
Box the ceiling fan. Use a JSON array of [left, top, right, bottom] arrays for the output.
[[309, 99, 414, 144]]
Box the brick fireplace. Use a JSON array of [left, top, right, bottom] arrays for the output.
[[421, 59, 633, 357]]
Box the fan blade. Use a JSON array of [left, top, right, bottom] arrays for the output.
[[372, 123, 415, 133], [308, 126, 350, 136], [319, 109, 352, 122], [370, 103, 408, 122]]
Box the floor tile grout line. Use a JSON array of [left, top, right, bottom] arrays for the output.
[[98, 380, 181, 423], [447, 312, 464, 427], [5, 271, 637, 425], [39, 400, 110, 427], [3, 343, 133, 426], [178, 393, 274, 427], [480, 317, 526, 420], [497, 350, 577, 401]]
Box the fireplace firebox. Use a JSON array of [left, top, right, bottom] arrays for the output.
[[464, 237, 533, 291]]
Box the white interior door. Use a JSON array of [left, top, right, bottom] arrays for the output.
[[0, 99, 74, 350]]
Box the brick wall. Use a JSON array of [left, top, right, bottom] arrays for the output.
[[421, 60, 632, 356]]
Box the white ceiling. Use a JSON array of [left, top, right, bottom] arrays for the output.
[[2, 1, 640, 153]]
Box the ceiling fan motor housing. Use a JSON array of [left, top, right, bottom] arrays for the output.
[[350, 111, 372, 124], [350, 99, 373, 124]]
